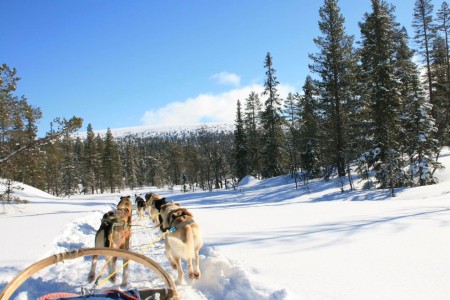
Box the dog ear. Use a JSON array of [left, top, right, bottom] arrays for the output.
[[180, 208, 193, 217]]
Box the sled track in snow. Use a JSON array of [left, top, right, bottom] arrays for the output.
[[4, 207, 287, 299]]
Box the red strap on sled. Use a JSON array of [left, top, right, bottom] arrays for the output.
[[37, 292, 79, 299]]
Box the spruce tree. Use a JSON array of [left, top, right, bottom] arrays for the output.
[[83, 124, 97, 193], [358, 0, 406, 193], [244, 91, 262, 177], [413, 0, 436, 116], [94, 134, 105, 193], [233, 99, 248, 181], [309, 0, 357, 178], [166, 143, 184, 187], [430, 35, 450, 147], [298, 76, 321, 180], [393, 26, 441, 186], [102, 129, 122, 193], [283, 92, 301, 182], [124, 140, 138, 189], [260, 52, 286, 178], [435, 2, 450, 146], [61, 130, 80, 197]]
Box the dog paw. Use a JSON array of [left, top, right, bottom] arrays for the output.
[[189, 271, 201, 280], [109, 275, 116, 284], [194, 271, 200, 279]]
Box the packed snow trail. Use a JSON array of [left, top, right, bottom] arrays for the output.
[[45, 210, 207, 299], [8, 204, 284, 300]]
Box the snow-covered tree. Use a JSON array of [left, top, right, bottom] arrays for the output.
[[358, 0, 405, 193], [298, 76, 321, 180], [244, 91, 262, 177], [309, 0, 358, 178], [102, 128, 122, 193], [234, 99, 248, 181], [260, 52, 286, 178], [283, 92, 301, 180], [413, 0, 436, 111]]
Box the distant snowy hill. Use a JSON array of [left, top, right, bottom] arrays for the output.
[[74, 122, 234, 139]]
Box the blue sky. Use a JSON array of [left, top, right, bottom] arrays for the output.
[[0, 0, 443, 136]]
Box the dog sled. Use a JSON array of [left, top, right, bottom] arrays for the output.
[[0, 248, 179, 300]]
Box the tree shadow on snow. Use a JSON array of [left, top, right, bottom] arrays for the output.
[[210, 207, 450, 252]]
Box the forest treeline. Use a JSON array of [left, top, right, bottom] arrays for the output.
[[1, 0, 449, 197]]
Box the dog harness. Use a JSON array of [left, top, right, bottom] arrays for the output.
[[100, 212, 131, 248], [164, 208, 195, 232]]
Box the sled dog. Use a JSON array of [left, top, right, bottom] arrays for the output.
[[145, 193, 167, 225], [88, 196, 133, 286], [135, 194, 146, 219], [160, 202, 203, 284]]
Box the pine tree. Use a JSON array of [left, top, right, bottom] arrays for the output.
[[0, 64, 82, 183], [392, 26, 441, 186], [244, 91, 262, 177], [124, 139, 138, 190], [358, 0, 406, 193], [298, 76, 321, 180], [184, 143, 201, 191], [435, 2, 450, 146], [233, 99, 248, 181], [166, 143, 184, 187], [283, 92, 301, 181], [94, 134, 105, 193], [430, 35, 450, 146], [102, 129, 122, 193], [61, 131, 80, 197], [413, 0, 436, 116], [309, 0, 357, 178], [260, 52, 286, 178], [83, 124, 97, 193]]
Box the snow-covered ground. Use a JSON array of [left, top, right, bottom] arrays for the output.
[[1, 149, 450, 299]]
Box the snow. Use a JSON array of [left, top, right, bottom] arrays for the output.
[[1, 149, 450, 299], [74, 123, 234, 139]]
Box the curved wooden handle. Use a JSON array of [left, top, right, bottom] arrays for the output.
[[0, 248, 178, 300]]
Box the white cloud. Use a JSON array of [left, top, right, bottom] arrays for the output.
[[211, 71, 241, 86], [140, 84, 296, 127]]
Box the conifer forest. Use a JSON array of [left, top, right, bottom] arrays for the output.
[[1, 0, 449, 197]]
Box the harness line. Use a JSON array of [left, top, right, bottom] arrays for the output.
[[92, 221, 131, 289], [95, 230, 171, 288], [92, 208, 180, 289]]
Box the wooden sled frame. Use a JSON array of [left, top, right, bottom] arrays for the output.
[[0, 248, 179, 300]]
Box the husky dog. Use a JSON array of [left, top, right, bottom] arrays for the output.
[[160, 202, 203, 284], [145, 193, 167, 226], [135, 194, 146, 219], [88, 196, 133, 286]]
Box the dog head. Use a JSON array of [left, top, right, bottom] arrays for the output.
[[160, 202, 181, 228], [117, 196, 132, 223], [135, 194, 145, 204], [145, 192, 161, 203], [153, 197, 167, 211]]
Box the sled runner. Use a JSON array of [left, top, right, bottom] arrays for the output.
[[0, 248, 179, 300]]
